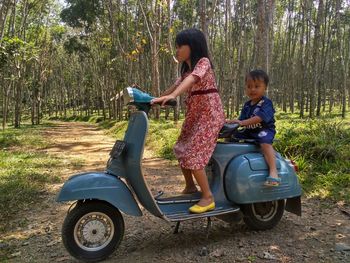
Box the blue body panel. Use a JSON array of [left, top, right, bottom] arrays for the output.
[[56, 172, 142, 216], [106, 111, 165, 218], [211, 142, 301, 204], [222, 151, 301, 204]]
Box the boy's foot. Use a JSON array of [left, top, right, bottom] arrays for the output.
[[181, 187, 198, 195], [264, 176, 281, 187]]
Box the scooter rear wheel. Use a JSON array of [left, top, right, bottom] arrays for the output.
[[242, 199, 285, 230], [62, 200, 124, 262]]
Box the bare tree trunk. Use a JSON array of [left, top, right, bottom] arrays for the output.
[[298, 1, 306, 118], [265, 0, 275, 74], [138, 0, 161, 119], [2, 81, 11, 130], [8, 0, 16, 37], [14, 67, 22, 128], [309, 0, 324, 118], [0, 0, 11, 39], [256, 0, 267, 70], [335, 0, 348, 118], [199, 0, 208, 42]]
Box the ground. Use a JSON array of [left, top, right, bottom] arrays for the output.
[[1, 121, 349, 263]]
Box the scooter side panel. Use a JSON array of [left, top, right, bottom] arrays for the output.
[[225, 153, 302, 204], [56, 172, 142, 216], [121, 111, 164, 218]]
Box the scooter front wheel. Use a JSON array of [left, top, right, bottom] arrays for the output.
[[62, 200, 124, 262], [242, 199, 285, 230]]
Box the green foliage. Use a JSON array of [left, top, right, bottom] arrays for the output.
[[147, 120, 181, 159], [275, 120, 350, 161], [105, 120, 129, 139], [47, 114, 104, 123], [0, 37, 38, 70], [63, 36, 90, 55], [50, 25, 67, 42], [0, 151, 61, 223], [275, 117, 350, 201], [60, 0, 104, 30], [0, 124, 49, 149], [101, 118, 181, 159]]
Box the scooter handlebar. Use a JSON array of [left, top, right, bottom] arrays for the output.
[[218, 123, 240, 138], [153, 99, 177, 107]]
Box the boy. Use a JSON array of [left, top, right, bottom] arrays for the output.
[[228, 69, 280, 186]]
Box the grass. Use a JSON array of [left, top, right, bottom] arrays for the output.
[[0, 123, 83, 233], [104, 118, 182, 159], [274, 115, 350, 202], [46, 113, 105, 123]]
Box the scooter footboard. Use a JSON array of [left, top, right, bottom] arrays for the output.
[[56, 172, 142, 216], [225, 153, 302, 206]]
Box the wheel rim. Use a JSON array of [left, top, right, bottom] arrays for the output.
[[74, 212, 115, 251], [251, 201, 279, 222]]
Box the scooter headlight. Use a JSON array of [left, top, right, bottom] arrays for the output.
[[123, 87, 134, 105], [123, 87, 155, 105]]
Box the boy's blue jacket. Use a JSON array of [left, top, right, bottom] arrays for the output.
[[239, 96, 275, 131]]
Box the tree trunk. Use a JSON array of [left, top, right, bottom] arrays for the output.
[[309, 0, 324, 118]]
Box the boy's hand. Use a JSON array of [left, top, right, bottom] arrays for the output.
[[226, 119, 242, 125]]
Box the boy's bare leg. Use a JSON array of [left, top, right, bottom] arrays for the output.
[[192, 169, 214, 206], [260, 143, 278, 179], [181, 167, 198, 194]]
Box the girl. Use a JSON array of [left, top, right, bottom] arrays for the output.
[[151, 28, 225, 213]]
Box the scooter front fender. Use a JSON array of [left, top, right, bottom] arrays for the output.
[[56, 172, 142, 216]]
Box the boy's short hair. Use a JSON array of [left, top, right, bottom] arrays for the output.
[[246, 69, 269, 86]]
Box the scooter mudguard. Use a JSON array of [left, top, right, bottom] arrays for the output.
[[225, 153, 302, 204], [56, 172, 142, 216]]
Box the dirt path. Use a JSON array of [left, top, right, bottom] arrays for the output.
[[1, 121, 349, 263]]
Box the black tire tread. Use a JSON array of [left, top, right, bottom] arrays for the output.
[[242, 199, 285, 230], [62, 200, 124, 262]]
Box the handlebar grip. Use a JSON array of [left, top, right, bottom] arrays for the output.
[[164, 99, 177, 107], [153, 99, 177, 107]]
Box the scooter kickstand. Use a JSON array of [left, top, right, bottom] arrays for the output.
[[173, 221, 180, 234], [206, 217, 212, 238]]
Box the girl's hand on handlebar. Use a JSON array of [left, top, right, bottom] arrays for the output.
[[151, 94, 176, 106]]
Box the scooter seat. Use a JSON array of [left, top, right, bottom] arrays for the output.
[[228, 138, 257, 144], [218, 123, 240, 138]]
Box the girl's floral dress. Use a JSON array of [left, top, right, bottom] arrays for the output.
[[173, 57, 225, 170]]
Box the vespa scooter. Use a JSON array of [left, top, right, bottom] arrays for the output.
[[57, 87, 302, 262]]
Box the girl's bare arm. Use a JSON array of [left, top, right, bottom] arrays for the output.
[[161, 84, 177, 96], [152, 75, 197, 105], [171, 75, 196, 97]]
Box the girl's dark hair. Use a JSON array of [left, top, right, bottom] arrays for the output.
[[175, 28, 213, 75], [246, 69, 269, 86]]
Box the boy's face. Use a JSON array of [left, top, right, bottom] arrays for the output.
[[245, 77, 267, 102]]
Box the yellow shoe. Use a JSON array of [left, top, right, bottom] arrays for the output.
[[189, 202, 215, 214]]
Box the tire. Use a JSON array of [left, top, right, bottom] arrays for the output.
[[62, 200, 124, 262], [242, 199, 285, 230]]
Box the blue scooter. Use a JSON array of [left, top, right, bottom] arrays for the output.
[[57, 87, 302, 262]]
